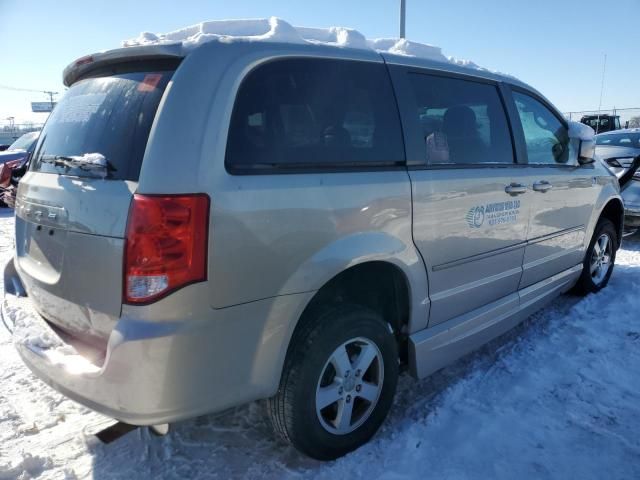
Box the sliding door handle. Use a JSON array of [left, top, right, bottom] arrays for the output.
[[532, 181, 553, 192], [505, 183, 527, 195]]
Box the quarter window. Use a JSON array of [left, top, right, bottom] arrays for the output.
[[406, 73, 514, 165], [513, 92, 572, 165], [225, 58, 404, 171]]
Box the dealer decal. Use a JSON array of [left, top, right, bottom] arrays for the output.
[[466, 200, 521, 228]]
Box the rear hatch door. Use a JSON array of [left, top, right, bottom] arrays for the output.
[[15, 64, 176, 348]]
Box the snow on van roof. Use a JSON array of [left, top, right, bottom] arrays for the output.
[[122, 16, 493, 74]]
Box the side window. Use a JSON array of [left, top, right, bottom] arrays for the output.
[[406, 73, 514, 165], [226, 58, 404, 171], [513, 92, 572, 165]]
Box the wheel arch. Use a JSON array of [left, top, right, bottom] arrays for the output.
[[598, 197, 624, 248], [282, 258, 421, 375], [584, 181, 624, 251], [277, 231, 429, 332]]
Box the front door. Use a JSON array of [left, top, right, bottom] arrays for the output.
[[509, 90, 599, 288]]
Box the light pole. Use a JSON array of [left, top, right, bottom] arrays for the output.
[[399, 0, 406, 38]]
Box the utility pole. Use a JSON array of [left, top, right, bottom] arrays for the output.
[[400, 0, 406, 39], [595, 53, 607, 134], [45, 90, 57, 111], [0, 84, 59, 113]]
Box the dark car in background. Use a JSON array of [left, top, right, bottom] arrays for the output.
[[596, 129, 640, 232], [581, 114, 621, 134], [0, 145, 10, 152], [0, 131, 40, 207]]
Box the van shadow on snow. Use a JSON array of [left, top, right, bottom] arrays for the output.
[[86, 237, 640, 479]]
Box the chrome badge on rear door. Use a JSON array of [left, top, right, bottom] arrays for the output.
[[16, 199, 68, 229]]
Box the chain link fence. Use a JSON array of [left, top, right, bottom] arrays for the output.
[[564, 108, 640, 129], [0, 121, 45, 145]]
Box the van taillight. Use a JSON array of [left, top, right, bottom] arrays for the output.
[[124, 194, 210, 304]]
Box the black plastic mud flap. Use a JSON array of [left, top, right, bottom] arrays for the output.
[[93, 422, 139, 444]]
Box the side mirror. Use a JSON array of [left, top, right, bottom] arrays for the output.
[[578, 139, 596, 165], [568, 121, 596, 165]]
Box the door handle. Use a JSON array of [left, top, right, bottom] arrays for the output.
[[532, 181, 553, 192], [505, 183, 527, 195]]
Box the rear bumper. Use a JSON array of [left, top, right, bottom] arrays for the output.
[[2, 258, 313, 425]]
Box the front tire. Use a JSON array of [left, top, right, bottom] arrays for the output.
[[574, 218, 617, 294], [268, 304, 398, 460]]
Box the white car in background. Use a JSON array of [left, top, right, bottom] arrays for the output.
[[595, 129, 640, 233]]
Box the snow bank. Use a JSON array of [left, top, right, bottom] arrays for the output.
[[0, 453, 52, 480], [122, 17, 491, 72], [569, 120, 595, 141]]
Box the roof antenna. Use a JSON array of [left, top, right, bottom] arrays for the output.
[[595, 52, 607, 134], [399, 0, 406, 39]]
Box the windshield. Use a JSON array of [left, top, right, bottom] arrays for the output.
[[596, 132, 640, 147], [31, 69, 173, 180], [8, 132, 39, 151]]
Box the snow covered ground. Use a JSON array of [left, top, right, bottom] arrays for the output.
[[0, 209, 639, 479]]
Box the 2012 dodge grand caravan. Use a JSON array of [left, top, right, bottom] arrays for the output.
[[2, 34, 625, 460]]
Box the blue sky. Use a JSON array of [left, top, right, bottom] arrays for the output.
[[1, 0, 639, 124]]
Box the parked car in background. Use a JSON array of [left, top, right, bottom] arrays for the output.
[[596, 129, 640, 232], [581, 114, 621, 134], [1, 30, 628, 460], [0, 131, 39, 165], [596, 129, 640, 176], [0, 131, 39, 207], [618, 161, 640, 231], [1, 160, 29, 209]]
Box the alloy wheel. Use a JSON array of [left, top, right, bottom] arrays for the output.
[[590, 233, 613, 285], [315, 337, 384, 435]]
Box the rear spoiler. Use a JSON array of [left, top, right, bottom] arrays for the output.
[[63, 44, 184, 87], [618, 155, 640, 192]]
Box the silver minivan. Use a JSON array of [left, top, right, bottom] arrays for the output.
[[2, 38, 624, 459]]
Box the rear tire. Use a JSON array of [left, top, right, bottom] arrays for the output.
[[268, 304, 398, 460], [574, 218, 617, 295]]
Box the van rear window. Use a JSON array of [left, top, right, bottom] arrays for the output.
[[31, 70, 173, 181]]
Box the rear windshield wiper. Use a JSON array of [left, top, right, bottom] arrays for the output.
[[40, 154, 117, 177]]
